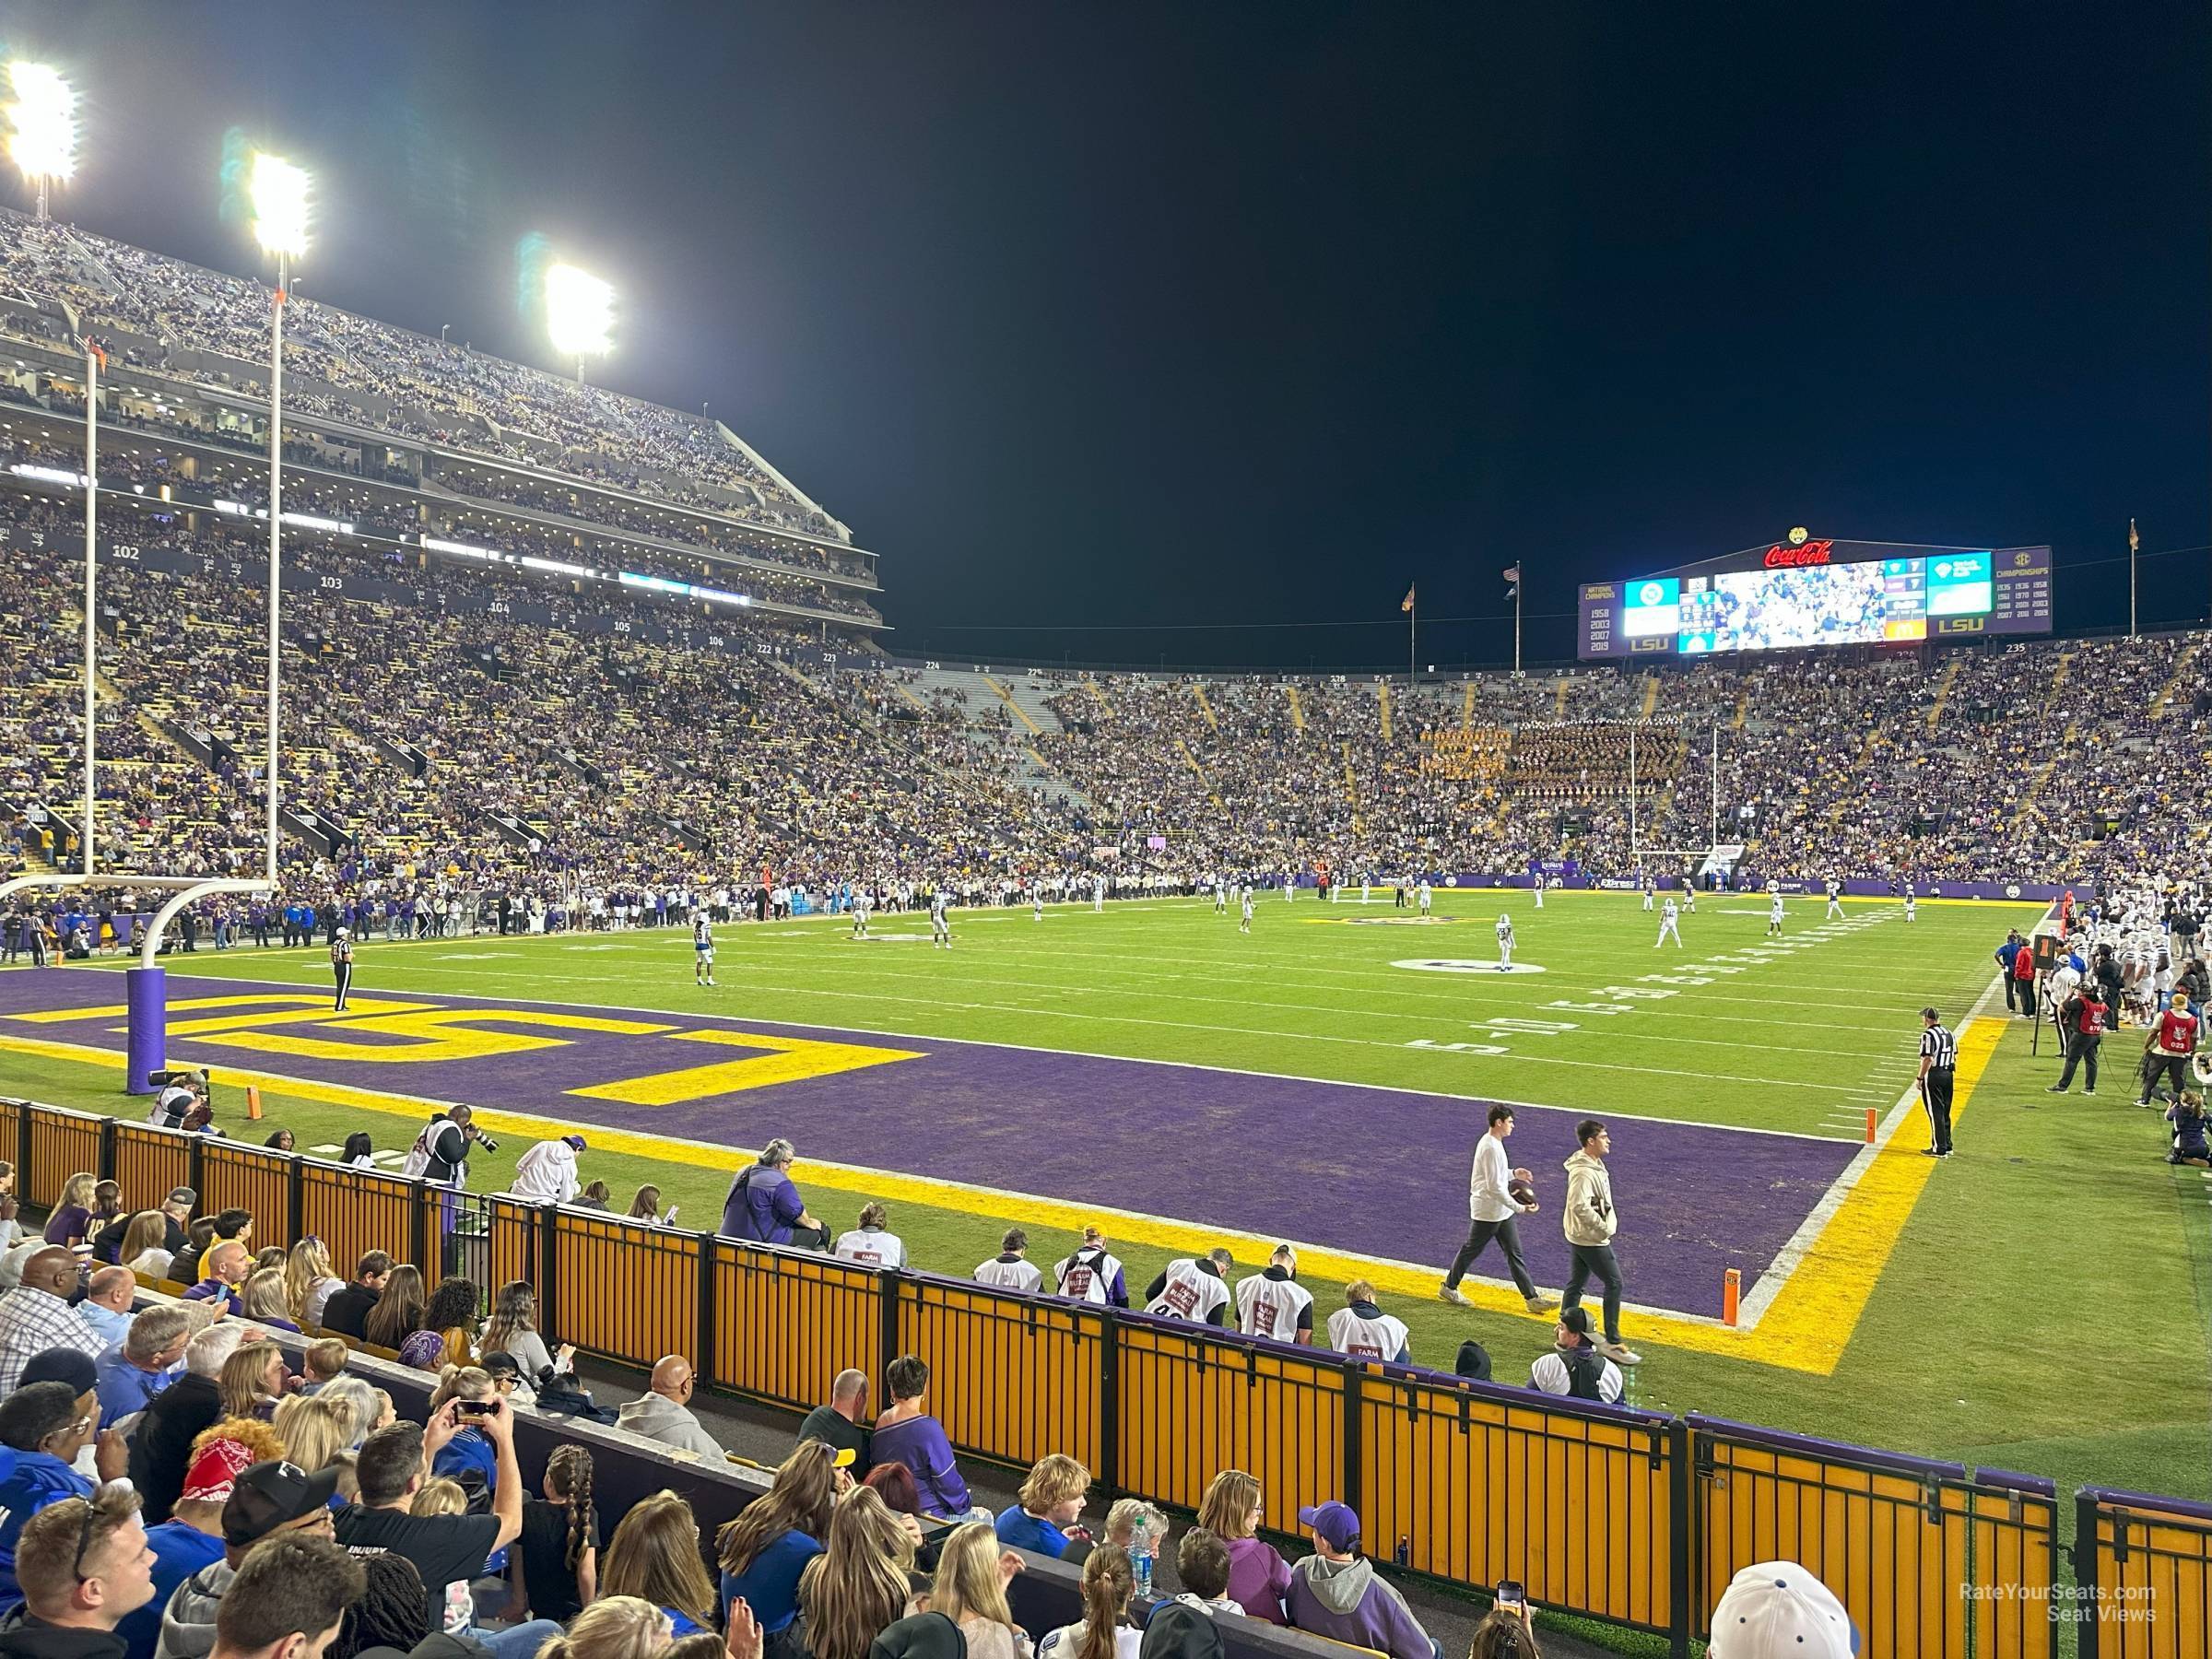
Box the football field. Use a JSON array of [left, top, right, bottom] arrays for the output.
[[3, 888, 2207, 1502]]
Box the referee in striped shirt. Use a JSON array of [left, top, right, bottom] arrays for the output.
[[1918, 1007, 1957, 1158]]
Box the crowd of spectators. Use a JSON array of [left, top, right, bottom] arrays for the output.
[[0, 1120, 1863, 1659], [0, 207, 849, 547]]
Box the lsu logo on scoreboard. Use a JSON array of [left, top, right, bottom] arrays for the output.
[[1935, 616, 1985, 635]]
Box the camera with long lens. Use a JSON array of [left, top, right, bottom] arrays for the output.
[[467, 1126, 500, 1154], [147, 1067, 209, 1088]]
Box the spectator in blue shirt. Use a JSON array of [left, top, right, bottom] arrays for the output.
[[995, 1455, 1092, 1559], [716, 1441, 843, 1634], [1995, 931, 2029, 1014], [0, 1381, 130, 1610], [76, 1268, 139, 1350], [429, 1367, 508, 1571], [599, 1489, 721, 1637], [97, 1306, 191, 1428], [719, 1140, 830, 1249]]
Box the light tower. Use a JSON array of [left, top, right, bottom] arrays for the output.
[[545, 262, 614, 382], [4, 62, 76, 219]]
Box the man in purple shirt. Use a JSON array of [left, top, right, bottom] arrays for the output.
[[180, 1241, 248, 1317], [869, 1355, 989, 1522], [1286, 1501, 1438, 1659], [719, 1139, 830, 1249]]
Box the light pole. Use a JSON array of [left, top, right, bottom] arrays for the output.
[[79, 333, 100, 876], [249, 151, 310, 889], [3, 62, 75, 220], [545, 263, 614, 384]]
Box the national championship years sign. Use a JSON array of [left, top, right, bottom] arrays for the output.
[[1576, 537, 2053, 661]]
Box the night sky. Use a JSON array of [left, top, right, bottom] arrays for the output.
[[7, 3, 2206, 669]]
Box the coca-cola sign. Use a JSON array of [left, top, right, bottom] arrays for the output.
[[1762, 539, 1835, 569]]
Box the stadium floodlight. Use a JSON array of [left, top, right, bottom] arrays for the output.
[[545, 263, 614, 382], [5, 62, 76, 219], [248, 151, 311, 263]]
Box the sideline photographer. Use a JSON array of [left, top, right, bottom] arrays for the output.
[[146, 1067, 217, 1133], [405, 1105, 498, 1187]]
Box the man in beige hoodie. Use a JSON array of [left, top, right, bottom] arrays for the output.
[[1561, 1121, 1640, 1365]]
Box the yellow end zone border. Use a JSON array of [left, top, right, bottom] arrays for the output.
[[0, 1003, 2000, 1377]]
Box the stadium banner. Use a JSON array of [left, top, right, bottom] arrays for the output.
[[1443, 871, 2087, 901], [1578, 537, 2054, 661]]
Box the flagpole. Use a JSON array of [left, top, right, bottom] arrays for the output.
[[1514, 582, 1523, 675], [2128, 519, 2138, 637], [1407, 590, 1416, 685]]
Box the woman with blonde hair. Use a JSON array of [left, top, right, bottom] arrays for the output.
[[316, 1375, 390, 1448], [114, 1210, 174, 1278], [1038, 1545, 1136, 1659], [241, 1268, 300, 1332], [362, 1263, 426, 1351], [1195, 1468, 1291, 1623], [602, 1489, 721, 1635], [271, 1392, 353, 1476], [927, 1523, 1033, 1659], [284, 1236, 347, 1327], [218, 1338, 288, 1418], [42, 1171, 96, 1247], [796, 1488, 916, 1659], [412, 1477, 469, 1517], [717, 1440, 841, 1640], [539, 1597, 674, 1659]]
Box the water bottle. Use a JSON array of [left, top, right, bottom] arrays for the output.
[[1132, 1547, 1154, 1601], [1394, 1535, 1411, 1568]]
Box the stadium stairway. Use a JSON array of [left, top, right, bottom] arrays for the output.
[[906, 666, 1102, 810]]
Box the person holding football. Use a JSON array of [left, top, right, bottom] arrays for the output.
[[1439, 1104, 1555, 1314]]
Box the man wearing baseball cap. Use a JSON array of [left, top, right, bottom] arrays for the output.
[[1528, 1309, 1624, 1404], [508, 1136, 590, 1206], [157, 1459, 339, 1659], [1283, 1500, 1435, 1659], [1706, 1560, 1858, 1657]]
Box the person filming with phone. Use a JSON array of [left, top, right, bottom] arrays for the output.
[[1469, 1583, 1540, 1657], [335, 1394, 560, 1659]]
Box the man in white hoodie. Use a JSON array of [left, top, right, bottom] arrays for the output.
[[1560, 1120, 1639, 1365]]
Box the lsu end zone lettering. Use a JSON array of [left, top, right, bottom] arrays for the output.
[[9, 991, 923, 1106]]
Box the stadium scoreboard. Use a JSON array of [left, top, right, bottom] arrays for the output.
[[1576, 538, 2053, 661]]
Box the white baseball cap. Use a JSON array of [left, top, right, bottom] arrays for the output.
[[1708, 1561, 1857, 1658]]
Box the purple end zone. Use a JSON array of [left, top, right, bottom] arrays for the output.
[[0, 969, 1857, 1321]]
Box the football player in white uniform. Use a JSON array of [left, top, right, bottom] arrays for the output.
[[1768, 892, 1785, 936], [930, 888, 951, 949], [692, 912, 716, 986], [1495, 912, 1515, 971], [1655, 897, 1682, 947]]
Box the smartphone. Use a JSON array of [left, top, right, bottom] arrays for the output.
[[457, 1398, 500, 1418], [1495, 1582, 1525, 1612], [664, 1206, 679, 1224]]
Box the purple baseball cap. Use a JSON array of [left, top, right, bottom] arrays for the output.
[[1297, 1500, 1360, 1551]]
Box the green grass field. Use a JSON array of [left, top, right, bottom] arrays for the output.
[[3, 888, 2206, 1504]]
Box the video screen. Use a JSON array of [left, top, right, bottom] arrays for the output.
[[1622, 578, 1681, 638], [1578, 543, 2051, 659]]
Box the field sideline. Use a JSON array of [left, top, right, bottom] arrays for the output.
[[1, 889, 2206, 1502]]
